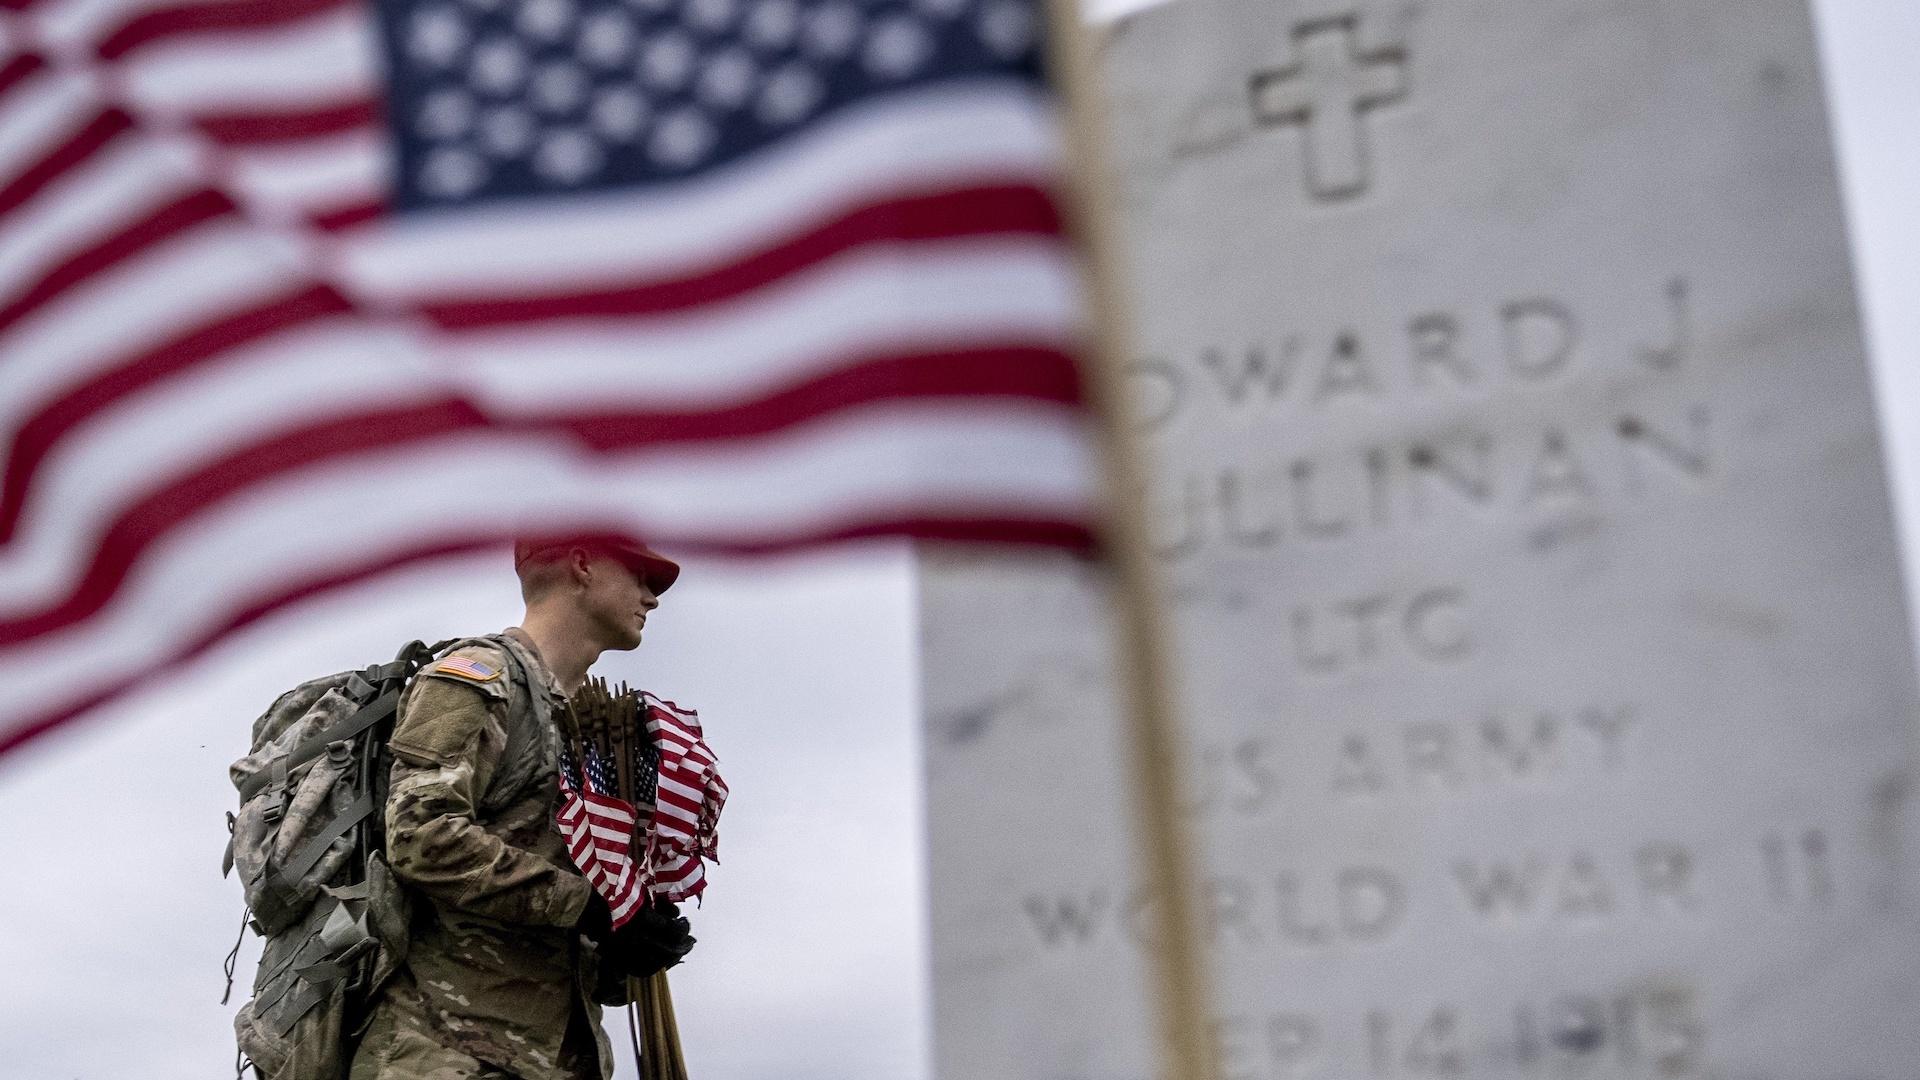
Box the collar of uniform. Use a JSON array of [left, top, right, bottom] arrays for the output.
[[501, 626, 570, 706]]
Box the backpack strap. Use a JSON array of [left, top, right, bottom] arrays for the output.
[[235, 693, 397, 805], [262, 790, 376, 904], [448, 633, 553, 812]]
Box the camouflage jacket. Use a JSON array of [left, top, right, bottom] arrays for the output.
[[376, 628, 620, 1080]]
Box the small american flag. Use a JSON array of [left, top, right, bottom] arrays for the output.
[[558, 742, 647, 928], [0, 0, 1098, 756], [639, 692, 725, 901]]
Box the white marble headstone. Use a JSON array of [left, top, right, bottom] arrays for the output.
[[918, 1, 1920, 1077]]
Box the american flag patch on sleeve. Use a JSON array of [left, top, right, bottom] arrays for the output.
[[430, 656, 500, 682]]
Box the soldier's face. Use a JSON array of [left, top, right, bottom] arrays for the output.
[[582, 554, 660, 652]]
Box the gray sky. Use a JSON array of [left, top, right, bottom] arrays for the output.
[[1, 2, 1916, 1079]]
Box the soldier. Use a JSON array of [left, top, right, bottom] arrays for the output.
[[350, 536, 696, 1080]]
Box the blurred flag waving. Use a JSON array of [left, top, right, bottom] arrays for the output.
[[0, 0, 1096, 754]]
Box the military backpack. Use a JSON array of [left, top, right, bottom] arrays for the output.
[[221, 639, 445, 1080]]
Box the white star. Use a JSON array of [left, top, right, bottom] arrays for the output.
[[697, 48, 757, 109], [639, 32, 697, 90], [407, 7, 468, 67], [685, 0, 738, 33], [649, 108, 716, 166], [469, 37, 529, 94], [416, 88, 476, 139], [578, 10, 636, 68], [589, 87, 650, 140], [864, 15, 931, 79], [517, 0, 576, 42], [977, 0, 1034, 58], [419, 147, 488, 197], [533, 128, 605, 184], [531, 61, 589, 113], [756, 63, 822, 125], [478, 106, 536, 157], [801, 2, 861, 59], [743, 0, 799, 50]]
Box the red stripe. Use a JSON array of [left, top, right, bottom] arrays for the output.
[[417, 183, 1064, 328], [553, 345, 1083, 449], [654, 780, 703, 806], [96, 0, 356, 60], [0, 319, 1076, 545], [193, 96, 379, 146], [0, 283, 353, 543], [0, 188, 238, 339], [0, 108, 133, 222], [0, 346, 1085, 647], [0, 52, 46, 102], [309, 197, 385, 232], [0, 536, 502, 758], [0, 522, 1093, 759]]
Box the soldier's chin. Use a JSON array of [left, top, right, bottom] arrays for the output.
[[599, 619, 644, 652]]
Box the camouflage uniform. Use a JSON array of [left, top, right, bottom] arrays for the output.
[[351, 628, 625, 1080]]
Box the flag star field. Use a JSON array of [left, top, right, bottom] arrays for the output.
[[377, 0, 1045, 206]]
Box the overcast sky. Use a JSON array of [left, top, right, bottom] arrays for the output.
[[2, 2, 1916, 1079]]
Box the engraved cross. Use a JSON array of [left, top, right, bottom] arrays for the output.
[[1249, 17, 1408, 200]]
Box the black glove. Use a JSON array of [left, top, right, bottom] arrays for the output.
[[602, 900, 695, 978], [576, 892, 614, 943]]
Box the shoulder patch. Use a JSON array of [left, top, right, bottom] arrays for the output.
[[430, 656, 501, 683]]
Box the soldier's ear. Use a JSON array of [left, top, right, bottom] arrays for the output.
[[568, 546, 595, 589]]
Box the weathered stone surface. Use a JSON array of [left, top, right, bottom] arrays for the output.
[[919, 1, 1920, 1077]]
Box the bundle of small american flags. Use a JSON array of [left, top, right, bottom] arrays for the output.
[[560, 678, 725, 928]]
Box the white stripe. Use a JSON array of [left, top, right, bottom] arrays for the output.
[[442, 240, 1081, 409], [655, 798, 701, 822], [0, 135, 205, 300], [0, 70, 98, 183], [608, 884, 643, 921], [656, 775, 704, 803], [658, 863, 704, 890], [0, 222, 315, 427], [0, 408, 1096, 723], [656, 728, 708, 756], [5, 322, 429, 571], [30, 0, 147, 55], [116, 8, 376, 113], [336, 79, 1062, 298], [222, 128, 387, 224]]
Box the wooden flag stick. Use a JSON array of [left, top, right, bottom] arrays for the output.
[[1034, 1, 1216, 1078], [655, 973, 688, 1078], [651, 978, 676, 1080]]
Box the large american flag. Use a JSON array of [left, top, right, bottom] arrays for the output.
[[0, 0, 1097, 754]]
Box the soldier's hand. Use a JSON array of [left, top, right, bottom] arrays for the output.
[[604, 900, 695, 977], [577, 892, 614, 943]]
